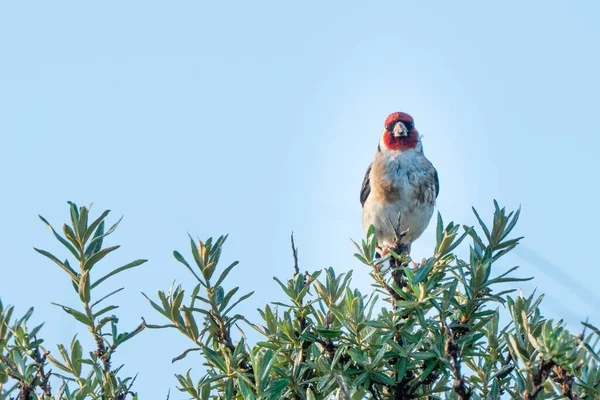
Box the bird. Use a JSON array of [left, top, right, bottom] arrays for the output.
[[360, 112, 439, 257]]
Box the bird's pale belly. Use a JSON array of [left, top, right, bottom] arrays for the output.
[[362, 196, 434, 248]]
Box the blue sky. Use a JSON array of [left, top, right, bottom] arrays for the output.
[[1, 1, 599, 398]]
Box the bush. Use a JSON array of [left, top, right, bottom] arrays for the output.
[[1, 201, 599, 399]]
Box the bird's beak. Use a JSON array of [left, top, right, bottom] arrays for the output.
[[392, 122, 408, 137]]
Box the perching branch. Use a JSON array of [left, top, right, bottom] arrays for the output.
[[523, 358, 555, 400], [291, 232, 299, 276], [389, 213, 411, 256], [554, 365, 577, 400], [334, 373, 352, 400], [32, 344, 52, 397], [445, 324, 472, 400]]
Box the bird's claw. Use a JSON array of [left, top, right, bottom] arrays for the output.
[[410, 258, 427, 269], [375, 246, 391, 262]]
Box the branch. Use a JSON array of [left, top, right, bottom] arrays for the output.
[[523, 358, 555, 400], [553, 365, 577, 400], [368, 384, 382, 400], [404, 374, 426, 397], [371, 268, 401, 306], [291, 233, 299, 276], [93, 331, 111, 373], [389, 213, 410, 256], [445, 328, 472, 400], [32, 344, 52, 397], [388, 213, 410, 310], [334, 373, 352, 400]]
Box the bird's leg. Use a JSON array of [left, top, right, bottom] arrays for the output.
[[376, 246, 390, 258], [410, 258, 426, 269], [374, 246, 393, 274]]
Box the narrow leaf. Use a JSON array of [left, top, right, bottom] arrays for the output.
[[83, 210, 110, 244], [34, 248, 79, 282], [172, 348, 201, 363], [91, 259, 147, 289], [82, 245, 120, 272], [39, 215, 80, 259]]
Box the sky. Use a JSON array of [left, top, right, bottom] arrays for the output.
[[1, 1, 599, 398]]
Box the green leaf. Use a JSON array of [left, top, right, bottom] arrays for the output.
[[145, 323, 177, 329], [214, 261, 240, 289], [88, 215, 122, 248], [142, 292, 168, 318], [237, 377, 256, 399], [38, 215, 80, 259], [202, 262, 217, 281], [82, 245, 120, 271], [183, 310, 199, 340], [42, 346, 72, 373], [171, 290, 185, 324], [85, 220, 105, 257], [91, 259, 147, 289], [472, 206, 491, 242], [51, 303, 92, 326], [463, 226, 486, 251], [63, 223, 79, 249], [582, 321, 600, 337], [34, 248, 79, 282], [256, 341, 279, 350], [435, 212, 443, 248], [83, 209, 110, 244], [77, 206, 89, 243], [441, 230, 468, 257], [78, 271, 91, 303], [584, 342, 600, 363], [316, 328, 342, 338], [70, 338, 83, 377], [411, 258, 435, 285], [91, 287, 125, 308], [171, 347, 201, 363], [0, 305, 14, 340], [500, 205, 521, 241], [115, 319, 146, 345], [273, 277, 294, 298], [203, 346, 228, 372], [93, 305, 119, 319], [67, 201, 80, 234], [215, 286, 227, 305], [222, 291, 254, 316], [189, 235, 204, 270], [173, 250, 203, 283]]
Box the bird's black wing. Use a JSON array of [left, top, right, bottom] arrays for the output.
[[433, 166, 439, 198], [360, 163, 372, 207]]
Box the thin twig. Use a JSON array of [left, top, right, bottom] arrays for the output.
[[291, 233, 299, 276], [93, 331, 111, 373], [388, 213, 410, 255], [33, 343, 52, 397], [368, 383, 383, 400], [553, 365, 577, 400], [523, 358, 555, 400], [445, 325, 472, 400], [385, 214, 417, 399], [388, 213, 410, 310], [334, 372, 352, 400]]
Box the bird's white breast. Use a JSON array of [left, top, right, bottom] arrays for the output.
[[362, 149, 436, 248]]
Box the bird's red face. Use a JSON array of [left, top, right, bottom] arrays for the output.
[[382, 112, 419, 151]]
